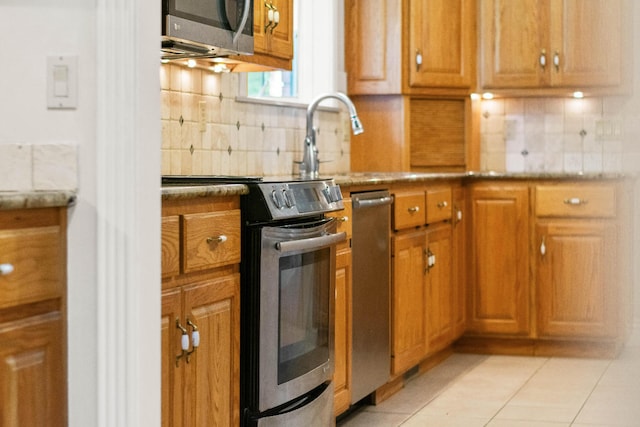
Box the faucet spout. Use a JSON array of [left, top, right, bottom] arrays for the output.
[[299, 92, 364, 178]]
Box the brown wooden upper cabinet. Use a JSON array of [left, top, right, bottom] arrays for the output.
[[236, 0, 294, 70], [480, 0, 624, 91], [345, 0, 476, 95]]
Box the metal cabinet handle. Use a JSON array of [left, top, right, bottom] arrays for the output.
[[424, 248, 435, 274], [186, 319, 200, 362], [415, 49, 423, 72], [207, 235, 227, 244], [176, 319, 189, 366], [408, 206, 420, 213], [454, 206, 463, 225], [336, 216, 349, 223], [437, 201, 448, 209], [0, 263, 14, 276], [271, 8, 280, 33], [539, 49, 547, 69], [553, 51, 560, 72], [540, 236, 546, 257], [564, 197, 588, 206]]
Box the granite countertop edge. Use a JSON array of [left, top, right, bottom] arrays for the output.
[[0, 190, 77, 211], [160, 172, 635, 200]]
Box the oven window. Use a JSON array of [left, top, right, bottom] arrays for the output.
[[278, 247, 330, 384]]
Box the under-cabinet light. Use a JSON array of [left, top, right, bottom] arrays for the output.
[[573, 91, 585, 99], [482, 92, 494, 100], [470, 93, 481, 101]]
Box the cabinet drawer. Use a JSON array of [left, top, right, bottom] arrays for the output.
[[393, 192, 426, 230], [183, 210, 241, 272], [535, 185, 616, 218], [162, 216, 180, 277], [425, 187, 452, 224], [326, 199, 352, 241], [0, 226, 63, 309]]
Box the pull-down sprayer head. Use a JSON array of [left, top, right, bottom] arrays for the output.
[[299, 92, 364, 178]]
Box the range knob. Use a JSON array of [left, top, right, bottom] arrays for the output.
[[271, 188, 286, 209], [323, 184, 343, 203], [282, 188, 295, 208]]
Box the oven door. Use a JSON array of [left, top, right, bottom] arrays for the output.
[[258, 218, 346, 412]]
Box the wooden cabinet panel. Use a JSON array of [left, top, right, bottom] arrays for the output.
[[480, 0, 548, 88], [346, 0, 475, 94], [480, 0, 625, 91], [425, 186, 452, 224], [451, 187, 466, 338], [243, 0, 294, 70], [391, 230, 427, 375], [0, 311, 65, 427], [161, 288, 183, 427], [183, 275, 240, 427], [393, 191, 426, 230], [536, 221, 617, 338], [345, 0, 402, 94], [425, 223, 454, 353], [333, 249, 352, 416], [408, 0, 475, 89], [183, 210, 241, 273], [535, 184, 616, 218], [467, 185, 530, 336], [0, 226, 62, 309], [549, 0, 622, 87], [162, 216, 180, 278]]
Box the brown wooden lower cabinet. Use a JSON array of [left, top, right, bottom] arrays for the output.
[[459, 180, 633, 358], [0, 207, 67, 426], [162, 196, 241, 427], [333, 248, 352, 416]]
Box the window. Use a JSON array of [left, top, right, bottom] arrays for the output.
[[240, 0, 343, 105]]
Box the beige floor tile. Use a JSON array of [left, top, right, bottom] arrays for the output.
[[486, 420, 570, 427], [573, 384, 640, 427], [337, 410, 408, 427], [494, 403, 579, 423], [401, 413, 490, 427]]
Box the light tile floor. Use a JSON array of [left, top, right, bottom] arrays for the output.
[[338, 330, 640, 427]]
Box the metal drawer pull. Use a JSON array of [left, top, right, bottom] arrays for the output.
[[0, 263, 14, 276], [437, 201, 448, 208], [207, 235, 227, 244], [408, 206, 420, 213], [337, 216, 349, 223], [564, 198, 588, 205]]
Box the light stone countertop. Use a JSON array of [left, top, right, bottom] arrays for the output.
[[0, 190, 77, 211]]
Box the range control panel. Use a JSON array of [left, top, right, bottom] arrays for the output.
[[256, 180, 344, 220]]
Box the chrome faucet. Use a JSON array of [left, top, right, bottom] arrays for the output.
[[298, 92, 364, 178]]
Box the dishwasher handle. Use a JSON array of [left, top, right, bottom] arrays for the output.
[[353, 195, 393, 209]]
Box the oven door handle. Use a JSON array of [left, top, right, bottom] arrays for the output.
[[275, 231, 346, 253]]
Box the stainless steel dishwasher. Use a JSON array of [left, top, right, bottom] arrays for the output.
[[350, 190, 392, 404]]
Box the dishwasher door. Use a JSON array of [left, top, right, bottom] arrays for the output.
[[350, 190, 392, 404]]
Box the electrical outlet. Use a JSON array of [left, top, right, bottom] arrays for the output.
[[198, 101, 207, 133]]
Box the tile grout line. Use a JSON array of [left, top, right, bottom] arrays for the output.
[[568, 358, 614, 426], [482, 356, 552, 426]]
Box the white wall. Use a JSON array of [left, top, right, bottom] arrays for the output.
[[0, 2, 99, 424], [1, 1, 161, 426]]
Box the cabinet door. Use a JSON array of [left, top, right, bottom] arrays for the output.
[[345, 0, 402, 94], [391, 230, 427, 375], [333, 249, 352, 416], [425, 223, 454, 354], [161, 288, 183, 427], [536, 221, 617, 339], [0, 311, 65, 427], [408, 0, 475, 89], [253, 0, 294, 60], [183, 274, 240, 427], [480, 0, 549, 88], [549, 0, 622, 87], [468, 185, 530, 336]]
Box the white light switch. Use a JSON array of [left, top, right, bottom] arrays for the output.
[[47, 55, 77, 109]]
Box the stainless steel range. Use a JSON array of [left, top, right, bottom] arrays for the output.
[[163, 175, 346, 426]]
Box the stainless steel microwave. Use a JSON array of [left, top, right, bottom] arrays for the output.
[[161, 0, 254, 59]]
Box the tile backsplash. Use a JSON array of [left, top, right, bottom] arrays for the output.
[[0, 142, 77, 191], [480, 97, 632, 173], [160, 64, 351, 177]]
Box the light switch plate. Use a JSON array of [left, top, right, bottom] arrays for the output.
[[47, 55, 78, 109]]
